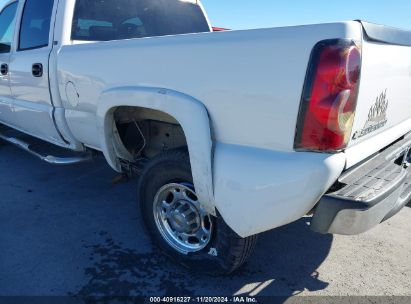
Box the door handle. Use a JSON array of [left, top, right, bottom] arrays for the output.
[[0, 63, 8, 76], [32, 63, 43, 77]]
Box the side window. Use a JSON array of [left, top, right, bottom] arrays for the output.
[[71, 0, 210, 42], [19, 0, 55, 51], [0, 2, 18, 53]]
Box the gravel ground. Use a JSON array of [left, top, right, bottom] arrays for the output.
[[0, 143, 410, 299]]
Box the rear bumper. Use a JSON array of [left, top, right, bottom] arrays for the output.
[[311, 135, 411, 235]]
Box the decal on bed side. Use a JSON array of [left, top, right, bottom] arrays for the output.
[[353, 89, 389, 140]]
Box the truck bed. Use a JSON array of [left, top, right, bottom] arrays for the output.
[[58, 21, 411, 170], [57, 21, 363, 153]]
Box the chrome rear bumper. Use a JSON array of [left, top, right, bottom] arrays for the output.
[[311, 134, 411, 235]]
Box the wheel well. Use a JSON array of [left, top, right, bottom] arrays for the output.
[[112, 106, 188, 161]]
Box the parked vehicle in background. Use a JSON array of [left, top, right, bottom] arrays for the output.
[[212, 27, 229, 32], [0, 0, 410, 274]]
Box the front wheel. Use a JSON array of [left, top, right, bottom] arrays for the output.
[[137, 149, 257, 275]]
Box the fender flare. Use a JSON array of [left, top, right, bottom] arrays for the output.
[[96, 86, 215, 214]]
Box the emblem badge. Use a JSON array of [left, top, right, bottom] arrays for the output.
[[353, 89, 389, 140]]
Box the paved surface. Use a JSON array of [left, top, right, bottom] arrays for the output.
[[0, 143, 410, 298]]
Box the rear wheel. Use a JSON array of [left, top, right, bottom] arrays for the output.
[[137, 149, 257, 275]]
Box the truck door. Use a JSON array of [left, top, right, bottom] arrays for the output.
[[0, 1, 18, 127], [8, 0, 65, 145]]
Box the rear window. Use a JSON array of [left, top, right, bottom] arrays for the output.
[[71, 0, 210, 41]]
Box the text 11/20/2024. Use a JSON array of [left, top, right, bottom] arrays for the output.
[[149, 296, 258, 303]]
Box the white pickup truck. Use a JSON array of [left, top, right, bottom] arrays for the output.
[[0, 0, 410, 274]]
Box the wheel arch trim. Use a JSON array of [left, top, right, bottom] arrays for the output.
[[96, 86, 215, 214]]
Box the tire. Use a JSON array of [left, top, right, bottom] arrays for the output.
[[137, 149, 258, 275]]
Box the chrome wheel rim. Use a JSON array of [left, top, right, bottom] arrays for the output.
[[153, 183, 213, 254]]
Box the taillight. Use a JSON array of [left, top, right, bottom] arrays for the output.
[[295, 39, 362, 152]]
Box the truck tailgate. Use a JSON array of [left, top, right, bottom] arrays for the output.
[[346, 22, 411, 167]]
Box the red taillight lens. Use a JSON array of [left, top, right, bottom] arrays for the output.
[[295, 39, 362, 152]]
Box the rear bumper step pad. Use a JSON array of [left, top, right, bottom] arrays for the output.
[[311, 133, 411, 235]]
